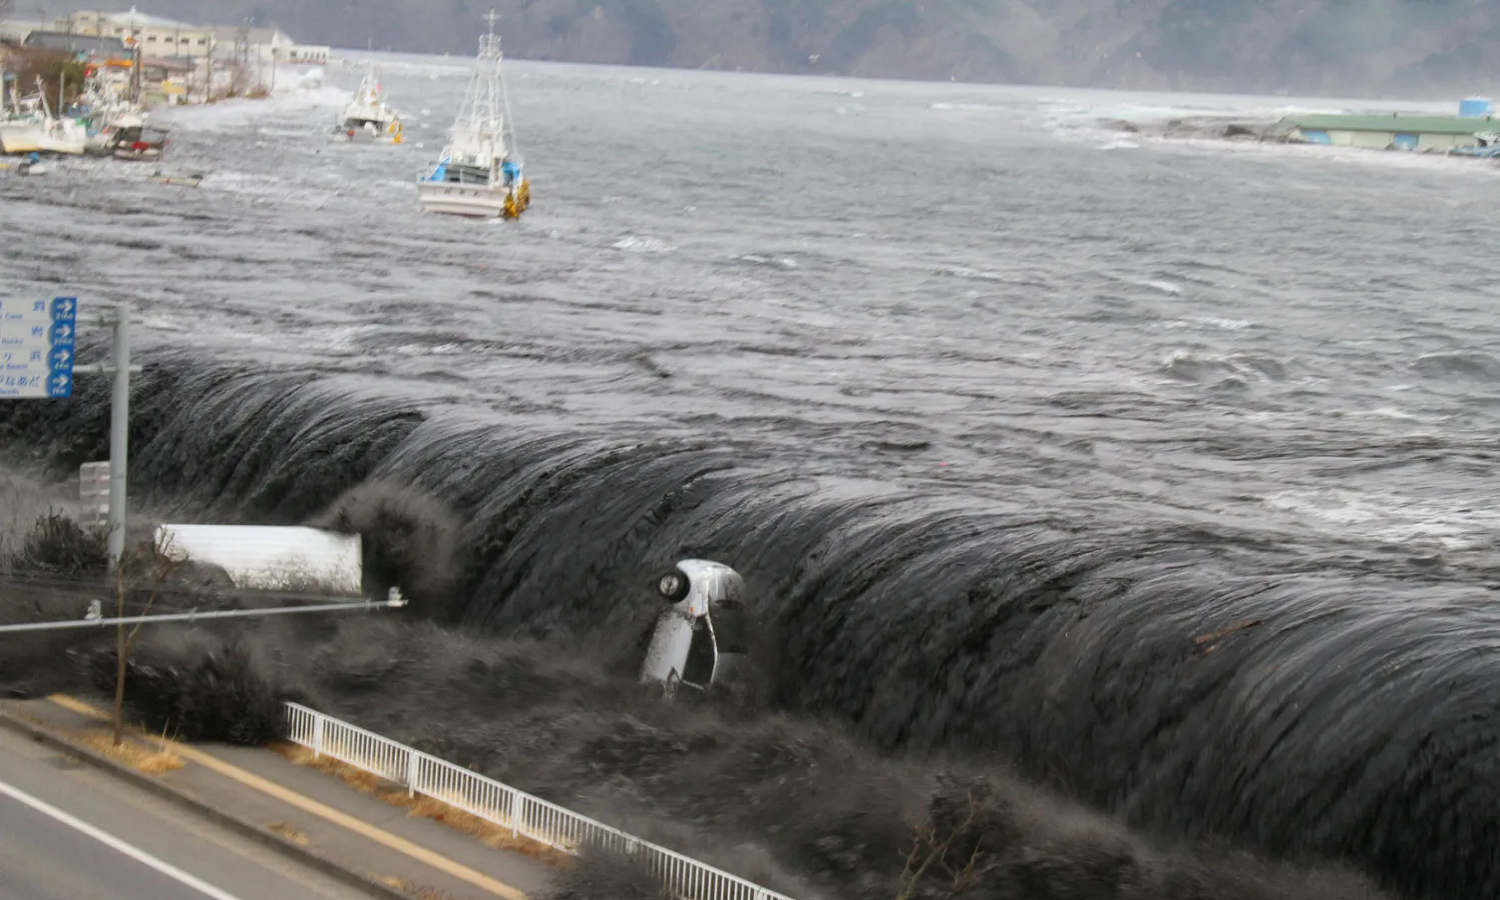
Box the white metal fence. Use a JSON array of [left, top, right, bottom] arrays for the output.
[[283, 702, 797, 900]]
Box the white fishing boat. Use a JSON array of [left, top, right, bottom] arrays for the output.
[[1, 70, 50, 155], [416, 10, 530, 219], [336, 54, 403, 143], [0, 115, 47, 155], [0, 78, 87, 156], [73, 65, 150, 154]]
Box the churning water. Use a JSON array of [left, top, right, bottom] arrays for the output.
[[1, 54, 1498, 900]]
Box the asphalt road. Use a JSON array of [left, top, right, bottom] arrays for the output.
[[0, 726, 381, 900]]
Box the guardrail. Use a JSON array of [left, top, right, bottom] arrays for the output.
[[283, 702, 797, 900]]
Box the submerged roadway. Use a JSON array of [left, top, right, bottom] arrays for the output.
[[0, 724, 382, 900]]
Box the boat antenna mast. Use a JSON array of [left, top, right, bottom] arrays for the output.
[[492, 10, 521, 164], [449, 9, 516, 161], [360, 35, 379, 95]]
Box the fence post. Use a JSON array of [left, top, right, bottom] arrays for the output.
[[312, 713, 324, 758], [406, 749, 420, 797], [511, 790, 521, 837]]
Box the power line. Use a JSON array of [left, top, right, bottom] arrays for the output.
[[0, 589, 407, 633]]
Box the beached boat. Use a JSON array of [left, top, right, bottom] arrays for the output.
[[88, 114, 170, 161], [416, 10, 530, 219], [336, 55, 403, 143], [0, 76, 87, 156], [72, 66, 151, 155]]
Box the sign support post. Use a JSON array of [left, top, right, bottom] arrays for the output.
[[107, 306, 129, 568], [72, 305, 140, 569]]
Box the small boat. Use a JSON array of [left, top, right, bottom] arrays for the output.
[[84, 113, 170, 160], [335, 55, 403, 143], [1449, 130, 1500, 158], [416, 10, 531, 219], [0, 152, 49, 175], [149, 172, 202, 188]]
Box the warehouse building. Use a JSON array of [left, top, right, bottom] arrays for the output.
[[1276, 98, 1499, 152]]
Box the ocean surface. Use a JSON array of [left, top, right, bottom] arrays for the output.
[[1, 53, 1498, 899]]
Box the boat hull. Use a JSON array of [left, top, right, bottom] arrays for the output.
[[116, 148, 165, 161], [337, 114, 402, 144], [0, 123, 85, 155], [416, 180, 517, 218], [0, 123, 45, 154]]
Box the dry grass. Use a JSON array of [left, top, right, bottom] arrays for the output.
[[70, 729, 185, 775], [380, 875, 460, 899], [267, 821, 311, 846], [271, 742, 573, 866]]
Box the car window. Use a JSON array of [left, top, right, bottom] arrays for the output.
[[709, 601, 751, 654]]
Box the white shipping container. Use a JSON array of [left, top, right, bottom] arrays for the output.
[[154, 524, 362, 595]]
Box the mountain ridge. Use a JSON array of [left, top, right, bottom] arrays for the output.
[[28, 0, 1500, 97]]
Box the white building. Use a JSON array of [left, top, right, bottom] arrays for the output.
[[211, 24, 327, 66], [57, 7, 213, 58], [203, 24, 326, 93], [46, 10, 327, 67]]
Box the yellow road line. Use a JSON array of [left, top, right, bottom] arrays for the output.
[[46, 694, 528, 900]]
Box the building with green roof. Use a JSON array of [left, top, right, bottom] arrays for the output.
[[1275, 100, 1500, 152]]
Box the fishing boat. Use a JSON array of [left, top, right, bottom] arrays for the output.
[[335, 54, 403, 143], [73, 65, 151, 154], [416, 10, 530, 219], [0, 76, 88, 156], [0, 66, 44, 154]]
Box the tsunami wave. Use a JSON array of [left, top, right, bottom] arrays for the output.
[[0, 349, 1494, 900]]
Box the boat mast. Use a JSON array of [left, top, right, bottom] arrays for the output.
[[36, 76, 52, 119], [450, 10, 508, 162], [494, 11, 521, 164], [364, 36, 376, 96]]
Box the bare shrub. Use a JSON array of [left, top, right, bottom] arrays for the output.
[[86, 634, 296, 744]]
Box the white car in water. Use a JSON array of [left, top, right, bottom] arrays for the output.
[[639, 559, 751, 698]]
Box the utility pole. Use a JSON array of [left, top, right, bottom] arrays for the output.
[[66, 304, 137, 569], [106, 307, 127, 567], [203, 31, 214, 102], [128, 25, 141, 105], [233, 18, 247, 96]]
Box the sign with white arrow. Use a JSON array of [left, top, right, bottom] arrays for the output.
[[0, 297, 77, 398]]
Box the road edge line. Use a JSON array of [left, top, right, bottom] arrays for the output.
[[0, 705, 415, 900]]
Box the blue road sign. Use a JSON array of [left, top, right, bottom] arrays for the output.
[[0, 297, 78, 399]]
